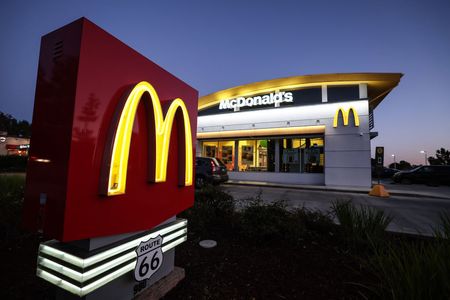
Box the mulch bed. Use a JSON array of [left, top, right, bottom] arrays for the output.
[[165, 231, 373, 299], [0, 234, 52, 300], [1, 232, 376, 299]]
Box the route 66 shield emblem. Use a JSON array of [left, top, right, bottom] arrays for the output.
[[134, 235, 164, 281]]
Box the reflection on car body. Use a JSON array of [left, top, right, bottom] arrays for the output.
[[392, 165, 450, 186]]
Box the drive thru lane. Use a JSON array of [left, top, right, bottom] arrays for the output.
[[223, 184, 450, 236]]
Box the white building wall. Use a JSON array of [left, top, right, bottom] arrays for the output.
[[323, 107, 371, 187], [197, 100, 371, 187]]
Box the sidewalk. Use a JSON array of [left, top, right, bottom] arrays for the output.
[[224, 180, 450, 200]]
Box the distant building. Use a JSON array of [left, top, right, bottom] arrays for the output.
[[0, 133, 30, 156], [196, 73, 402, 188]]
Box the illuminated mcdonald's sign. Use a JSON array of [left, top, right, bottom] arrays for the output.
[[24, 18, 198, 243], [99, 81, 193, 196], [333, 107, 360, 128]]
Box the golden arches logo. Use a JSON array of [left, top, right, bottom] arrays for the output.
[[99, 81, 193, 196], [333, 107, 360, 128]]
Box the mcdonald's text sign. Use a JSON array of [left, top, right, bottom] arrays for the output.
[[23, 18, 198, 242]]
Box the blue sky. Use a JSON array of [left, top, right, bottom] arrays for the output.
[[0, 0, 449, 164]]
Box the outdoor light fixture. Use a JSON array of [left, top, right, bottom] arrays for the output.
[[420, 150, 428, 165]]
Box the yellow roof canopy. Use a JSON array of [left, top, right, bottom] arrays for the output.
[[199, 73, 403, 111]]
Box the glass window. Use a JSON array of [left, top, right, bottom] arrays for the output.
[[303, 137, 324, 173], [201, 136, 324, 173], [280, 138, 301, 173], [218, 141, 235, 171], [256, 140, 268, 171], [202, 141, 218, 158], [238, 140, 256, 171], [202, 140, 235, 171], [327, 85, 360, 102], [237, 139, 270, 172], [280, 137, 324, 173]]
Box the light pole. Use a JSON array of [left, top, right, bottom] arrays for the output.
[[391, 154, 396, 169], [420, 150, 428, 166]]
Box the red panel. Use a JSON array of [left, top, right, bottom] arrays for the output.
[[23, 18, 198, 242]]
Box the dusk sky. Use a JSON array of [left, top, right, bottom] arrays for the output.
[[1, 0, 449, 165]]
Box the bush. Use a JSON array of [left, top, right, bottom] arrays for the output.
[[0, 155, 27, 172], [238, 193, 334, 244], [239, 197, 296, 242], [331, 200, 392, 250], [291, 206, 335, 236], [180, 185, 235, 237]]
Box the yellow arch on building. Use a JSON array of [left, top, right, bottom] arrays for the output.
[[333, 107, 360, 127]]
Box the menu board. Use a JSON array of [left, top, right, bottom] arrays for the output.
[[241, 146, 254, 165], [221, 146, 233, 164]]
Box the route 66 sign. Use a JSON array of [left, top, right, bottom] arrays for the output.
[[134, 235, 164, 281]]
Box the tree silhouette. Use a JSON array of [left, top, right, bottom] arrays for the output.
[[428, 148, 450, 165], [389, 160, 412, 170], [73, 93, 100, 141], [0, 112, 31, 137]]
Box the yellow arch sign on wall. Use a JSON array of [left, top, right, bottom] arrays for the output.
[[333, 107, 360, 128], [101, 81, 193, 196]]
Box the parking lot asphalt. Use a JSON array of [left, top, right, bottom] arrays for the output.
[[222, 183, 450, 236], [375, 178, 450, 199]]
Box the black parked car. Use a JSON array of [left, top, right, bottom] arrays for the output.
[[372, 167, 400, 178], [392, 165, 450, 185], [195, 157, 229, 188]]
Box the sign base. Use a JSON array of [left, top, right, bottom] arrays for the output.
[[134, 267, 185, 300], [36, 218, 187, 299]]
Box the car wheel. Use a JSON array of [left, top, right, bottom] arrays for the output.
[[401, 178, 412, 185], [195, 176, 205, 189]]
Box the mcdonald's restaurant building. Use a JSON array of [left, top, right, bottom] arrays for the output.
[[196, 73, 402, 187]]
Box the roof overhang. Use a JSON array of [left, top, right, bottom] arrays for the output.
[[198, 73, 403, 111]]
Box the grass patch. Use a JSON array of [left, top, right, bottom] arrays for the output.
[[0, 155, 27, 172], [434, 211, 450, 240], [0, 174, 26, 242], [370, 238, 450, 299]]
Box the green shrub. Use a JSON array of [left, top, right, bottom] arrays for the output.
[[331, 200, 392, 249], [0, 175, 26, 242], [0, 155, 27, 172], [290, 206, 335, 236], [238, 197, 298, 242], [370, 239, 450, 299], [237, 193, 334, 244], [180, 185, 235, 237]]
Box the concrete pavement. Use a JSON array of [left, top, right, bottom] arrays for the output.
[[223, 183, 450, 236], [225, 179, 450, 200]]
